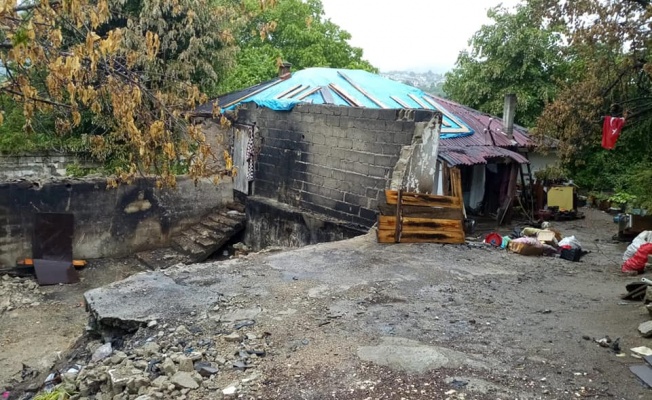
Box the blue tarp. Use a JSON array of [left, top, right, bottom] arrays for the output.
[[224, 68, 474, 139]]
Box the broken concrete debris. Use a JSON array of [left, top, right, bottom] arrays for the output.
[[639, 321, 652, 338], [0, 275, 44, 314], [26, 318, 267, 399], [91, 343, 113, 363]]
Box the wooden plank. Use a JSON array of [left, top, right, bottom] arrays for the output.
[[391, 96, 410, 108], [377, 229, 465, 244], [395, 190, 403, 243], [275, 84, 303, 99], [499, 163, 519, 225], [298, 86, 321, 100], [408, 94, 429, 109], [385, 189, 461, 208], [221, 80, 284, 109], [329, 83, 364, 107], [276, 84, 304, 99], [443, 165, 450, 196], [450, 167, 463, 199], [338, 71, 389, 108], [289, 86, 311, 99], [378, 216, 463, 232], [378, 204, 464, 220]]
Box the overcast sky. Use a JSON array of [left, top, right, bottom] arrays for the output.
[[320, 0, 522, 73]]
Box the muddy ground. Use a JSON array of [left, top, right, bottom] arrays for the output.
[[2, 207, 652, 399]]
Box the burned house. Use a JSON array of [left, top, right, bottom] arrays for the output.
[[194, 67, 539, 245]]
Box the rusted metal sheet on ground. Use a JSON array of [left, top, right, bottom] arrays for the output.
[[32, 213, 74, 261]]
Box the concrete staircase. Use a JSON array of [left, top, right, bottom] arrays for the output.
[[136, 202, 246, 269]]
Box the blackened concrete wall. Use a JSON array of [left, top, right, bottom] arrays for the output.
[[244, 196, 366, 251], [236, 103, 434, 228], [0, 177, 233, 266]]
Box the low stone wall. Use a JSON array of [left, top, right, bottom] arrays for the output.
[[0, 153, 98, 180], [0, 176, 233, 267]]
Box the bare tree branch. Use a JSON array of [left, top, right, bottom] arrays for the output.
[[0, 87, 72, 108]]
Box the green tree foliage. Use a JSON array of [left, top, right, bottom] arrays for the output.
[[532, 0, 652, 202], [216, 0, 377, 94], [443, 3, 566, 127], [1, 0, 241, 185]]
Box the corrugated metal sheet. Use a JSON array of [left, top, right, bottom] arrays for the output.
[[433, 96, 531, 147], [439, 146, 529, 166]]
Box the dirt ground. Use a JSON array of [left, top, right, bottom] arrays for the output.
[[0, 258, 147, 388], [3, 207, 652, 399]]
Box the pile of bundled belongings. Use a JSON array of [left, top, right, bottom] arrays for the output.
[[484, 224, 588, 261], [622, 231, 652, 274]]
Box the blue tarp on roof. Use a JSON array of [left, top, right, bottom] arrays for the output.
[[221, 68, 474, 139]]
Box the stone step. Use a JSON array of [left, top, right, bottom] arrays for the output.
[[142, 204, 247, 265], [183, 231, 217, 249], [199, 219, 230, 232], [226, 202, 246, 213], [172, 236, 206, 257], [208, 214, 243, 230], [190, 226, 223, 242], [135, 248, 189, 270]]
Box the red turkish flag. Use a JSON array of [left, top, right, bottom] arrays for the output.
[[602, 116, 625, 150]]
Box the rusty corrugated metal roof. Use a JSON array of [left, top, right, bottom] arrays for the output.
[[433, 96, 531, 148], [439, 146, 529, 166]]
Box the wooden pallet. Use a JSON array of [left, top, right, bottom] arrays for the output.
[[377, 168, 465, 244]]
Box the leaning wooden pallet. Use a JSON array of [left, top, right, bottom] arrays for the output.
[[377, 167, 466, 244]]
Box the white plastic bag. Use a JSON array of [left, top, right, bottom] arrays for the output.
[[559, 236, 581, 250]]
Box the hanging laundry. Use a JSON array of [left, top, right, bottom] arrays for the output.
[[246, 128, 256, 181], [602, 116, 625, 150]]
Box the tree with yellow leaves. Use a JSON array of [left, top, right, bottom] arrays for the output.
[[0, 0, 244, 186]]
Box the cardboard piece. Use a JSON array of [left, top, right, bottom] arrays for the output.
[[508, 241, 544, 257], [537, 230, 558, 246]]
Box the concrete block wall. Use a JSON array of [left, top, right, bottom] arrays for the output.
[[0, 153, 99, 180], [237, 103, 435, 227], [0, 176, 233, 266]]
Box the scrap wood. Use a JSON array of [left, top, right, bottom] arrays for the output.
[[384, 189, 462, 208], [390, 96, 410, 108], [408, 93, 429, 109], [297, 86, 321, 100], [337, 71, 389, 108], [328, 83, 363, 107], [220, 79, 284, 109], [275, 84, 303, 99]]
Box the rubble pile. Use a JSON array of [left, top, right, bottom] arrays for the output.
[[51, 320, 268, 400], [0, 275, 44, 313]]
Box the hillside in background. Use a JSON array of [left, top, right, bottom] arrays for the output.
[[381, 70, 447, 97]]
